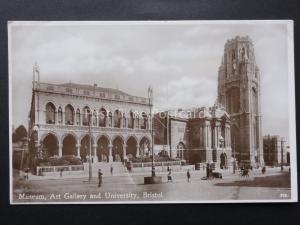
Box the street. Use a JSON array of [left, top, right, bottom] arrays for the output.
[[12, 167, 291, 203]]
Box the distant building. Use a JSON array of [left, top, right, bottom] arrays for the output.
[[154, 105, 232, 167], [263, 135, 288, 166]]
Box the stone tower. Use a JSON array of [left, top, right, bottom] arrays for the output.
[[217, 36, 263, 166]]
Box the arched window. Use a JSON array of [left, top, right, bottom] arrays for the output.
[[58, 107, 63, 124], [99, 108, 107, 127], [113, 110, 122, 128], [65, 104, 74, 125], [128, 111, 134, 129], [46, 102, 56, 124], [76, 108, 80, 125], [140, 112, 148, 129], [82, 106, 91, 126]]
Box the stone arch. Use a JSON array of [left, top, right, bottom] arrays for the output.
[[139, 136, 151, 156], [80, 134, 95, 162], [97, 135, 110, 162], [45, 102, 56, 124], [41, 133, 59, 157], [126, 136, 138, 158], [112, 135, 124, 162], [62, 133, 77, 156], [40, 131, 60, 144], [113, 109, 122, 128], [140, 111, 148, 129], [176, 142, 186, 159], [79, 133, 95, 144], [99, 107, 107, 127], [82, 106, 91, 126], [65, 104, 75, 125], [61, 132, 78, 144]]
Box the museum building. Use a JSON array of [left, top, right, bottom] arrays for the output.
[[28, 65, 152, 163]]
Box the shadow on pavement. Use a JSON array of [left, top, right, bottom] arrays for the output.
[[214, 172, 291, 188]]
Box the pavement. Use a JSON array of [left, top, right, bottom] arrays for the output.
[[12, 167, 291, 203]]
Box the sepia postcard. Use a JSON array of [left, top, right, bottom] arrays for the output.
[[8, 20, 297, 204]]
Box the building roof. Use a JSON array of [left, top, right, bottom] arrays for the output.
[[59, 82, 129, 96]]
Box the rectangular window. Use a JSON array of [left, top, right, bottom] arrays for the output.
[[46, 86, 54, 91], [66, 88, 73, 93]]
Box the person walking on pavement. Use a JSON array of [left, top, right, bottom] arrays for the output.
[[167, 170, 173, 183], [187, 169, 191, 182], [110, 164, 114, 176], [98, 169, 103, 187]]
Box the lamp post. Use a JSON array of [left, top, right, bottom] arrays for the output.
[[148, 86, 156, 177], [88, 110, 92, 182], [144, 86, 162, 184]]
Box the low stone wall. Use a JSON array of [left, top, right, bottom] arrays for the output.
[[36, 165, 84, 176]]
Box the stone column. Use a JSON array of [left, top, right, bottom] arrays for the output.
[[123, 144, 127, 161], [58, 143, 63, 157], [62, 111, 65, 125], [120, 116, 123, 128], [108, 143, 113, 162], [136, 144, 140, 157], [55, 111, 58, 125], [76, 143, 81, 158], [95, 114, 99, 127], [93, 144, 98, 162], [106, 116, 109, 127]]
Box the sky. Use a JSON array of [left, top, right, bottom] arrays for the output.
[[9, 21, 293, 139]]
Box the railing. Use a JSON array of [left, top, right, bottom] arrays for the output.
[[36, 165, 84, 176], [39, 124, 151, 134], [131, 161, 181, 168]]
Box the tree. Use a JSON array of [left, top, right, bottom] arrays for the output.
[[13, 125, 27, 142]]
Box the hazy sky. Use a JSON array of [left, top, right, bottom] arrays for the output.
[[10, 21, 293, 139]]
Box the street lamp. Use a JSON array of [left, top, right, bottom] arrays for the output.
[[149, 86, 155, 177], [144, 86, 162, 184], [87, 110, 92, 182]]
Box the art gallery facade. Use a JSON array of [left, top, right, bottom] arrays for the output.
[[28, 71, 152, 163]]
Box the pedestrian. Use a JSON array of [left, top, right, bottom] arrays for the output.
[[98, 169, 103, 187], [110, 164, 114, 176], [262, 166, 266, 174], [187, 169, 191, 182], [24, 168, 29, 180], [167, 170, 173, 183], [60, 168, 63, 178]]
